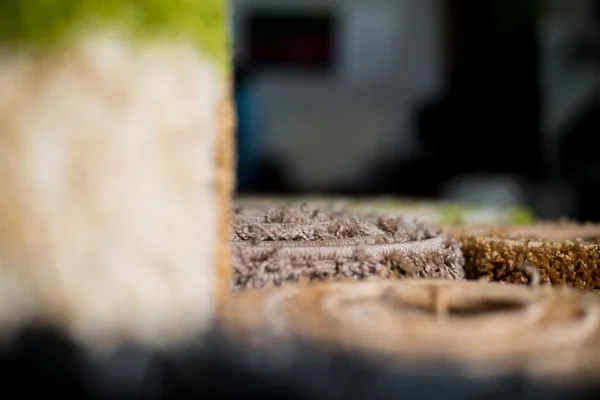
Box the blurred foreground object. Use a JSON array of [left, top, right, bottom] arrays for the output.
[[223, 279, 600, 384], [0, 0, 234, 351]]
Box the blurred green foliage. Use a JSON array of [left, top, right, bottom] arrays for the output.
[[0, 0, 230, 70]]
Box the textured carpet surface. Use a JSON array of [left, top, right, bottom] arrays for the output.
[[231, 203, 464, 290], [446, 223, 600, 290]]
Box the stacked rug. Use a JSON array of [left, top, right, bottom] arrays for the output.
[[234, 198, 600, 292], [4, 0, 600, 398], [2, 198, 600, 397], [218, 201, 600, 396]]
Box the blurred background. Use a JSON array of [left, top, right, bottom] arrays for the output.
[[230, 0, 600, 222]]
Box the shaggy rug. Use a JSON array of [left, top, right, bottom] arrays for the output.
[[231, 203, 464, 290]]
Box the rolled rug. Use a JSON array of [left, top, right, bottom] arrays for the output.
[[0, 0, 234, 351], [445, 223, 600, 290], [231, 203, 465, 290], [221, 278, 600, 385]]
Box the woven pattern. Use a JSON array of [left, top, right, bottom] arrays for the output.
[[222, 279, 600, 383]]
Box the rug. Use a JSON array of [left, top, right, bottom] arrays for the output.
[[446, 223, 600, 290], [231, 203, 464, 290], [0, 0, 234, 351], [221, 278, 600, 385]]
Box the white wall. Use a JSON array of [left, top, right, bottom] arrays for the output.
[[232, 0, 444, 189]]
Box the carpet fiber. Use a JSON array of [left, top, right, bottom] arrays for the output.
[[231, 203, 464, 290], [446, 223, 600, 290]]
